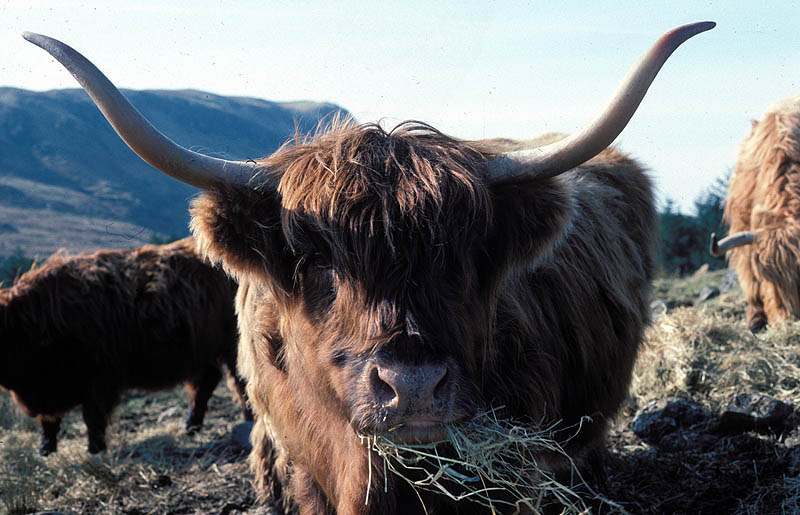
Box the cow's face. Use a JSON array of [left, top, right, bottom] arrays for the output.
[[279, 207, 488, 442], [192, 123, 575, 442]]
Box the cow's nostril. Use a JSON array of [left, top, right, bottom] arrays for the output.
[[432, 368, 450, 403], [370, 367, 397, 405]]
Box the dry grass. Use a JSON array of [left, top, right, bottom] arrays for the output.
[[606, 268, 800, 514], [364, 411, 612, 514], [631, 269, 800, 413], [0, 383, 255, 515]]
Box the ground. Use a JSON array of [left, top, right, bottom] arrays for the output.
[[1, 269, 799, 514], [0, 382, 256, 514]]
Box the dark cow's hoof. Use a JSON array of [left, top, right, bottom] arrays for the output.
[[39, 441, 57, 456], [185, 422, 202, 435], [749, 319, 767, 334], [87, 440, 107, 454]]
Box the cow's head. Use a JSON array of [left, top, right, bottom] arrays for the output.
[[189, 121, 582, 442], [24, 22, 714, 442]]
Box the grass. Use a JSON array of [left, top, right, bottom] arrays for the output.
[[0, 382, 255, 515], [364, 411, 600, 514], [633, 268, 800, 413]]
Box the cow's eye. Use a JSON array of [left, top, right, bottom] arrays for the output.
[[299, 252, 337, 306], [304, 251, 329, 270]]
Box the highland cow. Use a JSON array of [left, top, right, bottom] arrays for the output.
[[710, 94, 800, 332], [0, 237, 252, 455], [25, 22, 713, 513]]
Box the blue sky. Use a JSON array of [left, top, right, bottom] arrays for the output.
[[3, 1, 800, 213]]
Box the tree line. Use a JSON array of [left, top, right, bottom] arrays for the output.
[[659, 175, 728, 276]]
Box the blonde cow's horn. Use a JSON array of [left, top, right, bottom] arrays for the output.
[[23, 32, 257, 190], [488, 22, 715, 180]]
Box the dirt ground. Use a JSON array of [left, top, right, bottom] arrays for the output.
[[0, 384, 258, 514], [2, 269, 799, 514]]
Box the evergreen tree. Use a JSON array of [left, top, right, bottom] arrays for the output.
[[0, 247, 35, 286], [658, 174, 729, 276]]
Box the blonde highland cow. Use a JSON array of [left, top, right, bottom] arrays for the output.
[[711, 94, 800, 332]]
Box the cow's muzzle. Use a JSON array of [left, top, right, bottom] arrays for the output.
[[366, 360, 456, 443]]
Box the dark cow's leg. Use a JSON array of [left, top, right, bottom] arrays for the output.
[[184, 364, 223, 433], [230, 372, 254, 422], [225, 354, 254, 422], [82, 393, 118, 454], [38, 415, 62, 456]]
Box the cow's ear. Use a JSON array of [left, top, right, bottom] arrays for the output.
[[487, 176, 575, 269], [190, 184, 292, 289]]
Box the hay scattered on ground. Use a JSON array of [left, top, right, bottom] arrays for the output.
[[632, 272, 800, 413], [0, 384, 255, 515], [605, 269, 800, 514]]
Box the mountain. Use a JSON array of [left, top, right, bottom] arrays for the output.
[[0, 87, 346, 258]]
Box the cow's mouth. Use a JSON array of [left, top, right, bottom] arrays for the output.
[[382, 418, 449, 444]]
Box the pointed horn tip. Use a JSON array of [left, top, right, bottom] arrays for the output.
[[22, 32, 59, 52], [656, 22, 715, 51], [690, 21, 716, 32], [22, 31, 45, 44]]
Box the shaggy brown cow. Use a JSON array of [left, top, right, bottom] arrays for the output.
[[0, 237, 252, 455], [25, 22, 713, 513], [710, 94, 800, 332]]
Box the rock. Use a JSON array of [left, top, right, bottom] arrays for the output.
[[632, 397, 713, 445], [719, 268, 738, 293], [665, 299, 693, 309], [650, 299, 667, 321], [693, 263, 710, 276], [718, 392, 795, 436], [150, 474, 172, 489], [156, 405, 182, 424], [695, 285, 720, 305], [232, 421, 254, 451], [658, 430, 720, 452]]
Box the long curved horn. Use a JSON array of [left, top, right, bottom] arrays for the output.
[[710, 231, 757, 257], [22, 32, 257, 190], [488, 21, 716, 180]]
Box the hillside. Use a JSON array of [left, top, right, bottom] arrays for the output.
[[0, 87, 345, 257]]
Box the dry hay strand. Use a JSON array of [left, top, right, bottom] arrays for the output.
[[363, 409, 624, 514]]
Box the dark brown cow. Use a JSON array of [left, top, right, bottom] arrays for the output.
[[710, 94, 800, 332], [25, 22, 713, 513], [0, 237, 252, 455]]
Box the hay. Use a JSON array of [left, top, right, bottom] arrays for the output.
[[0, 385, 256, 514], [631, 295, 800, 413], [363, 409, 621, 514]]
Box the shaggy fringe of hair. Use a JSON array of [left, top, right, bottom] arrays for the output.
[[262, 119, 494, 254]]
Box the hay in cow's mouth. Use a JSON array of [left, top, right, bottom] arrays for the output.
[[360, 408, 620, 514]]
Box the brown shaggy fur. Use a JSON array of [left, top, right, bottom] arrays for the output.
[[0, 237, 252, 455], [724, 94, 800, 331], [190, 121, 656, 514]]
